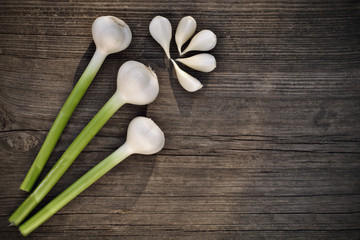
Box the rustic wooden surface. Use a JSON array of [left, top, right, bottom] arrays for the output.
[[0, 0, 359, 239]]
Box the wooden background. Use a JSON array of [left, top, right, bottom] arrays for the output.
[[1, 0, 359, 239]]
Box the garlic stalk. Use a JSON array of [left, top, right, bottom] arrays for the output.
[[19, 117, 165, 237], [171, 59, 203, 92], [149, 16, 172, 59], [175, 16, 196, 54], [176, 53, 216, 72], [181, 30, 217, 55], [9, 61, 159, 226], [20, 16, 132, 192]]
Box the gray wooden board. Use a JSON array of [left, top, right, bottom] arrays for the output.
[[0, 0, 359, 239]]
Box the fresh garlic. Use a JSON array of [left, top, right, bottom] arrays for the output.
[[18, 15, 132, 193], [149, 16, 172, 59], [181, 30, 217, 55], [171, 59, 203, 92], [19, 117, 164, 237], [92, 16, 132, 55], [116, 61, 159, 105], [175, 16, 196, 54], [176, 53, 216, 72], [9, 60, 160, 227]]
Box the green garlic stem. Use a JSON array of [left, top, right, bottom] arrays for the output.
[[20, 49, 107, 192], [9, 93, 125, 226], [19, 145, 132, 236]]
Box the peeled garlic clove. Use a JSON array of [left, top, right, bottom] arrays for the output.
[[181, 30, 217, 55], [175, 16, 196, 54], [171, 59, 203, 92], [176, 53, 216, 73], [149, 16, 172, 59]]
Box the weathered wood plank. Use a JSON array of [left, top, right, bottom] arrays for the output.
[[0, 0, 359, 239]]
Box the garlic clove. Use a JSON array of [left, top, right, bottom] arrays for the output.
[[176, 53, 216, 73], [125, 116, 165, 155], [92, 16, 132, 55], [171, 59, 203, 92], [116, 61, 159, 105], [149, 16, 172, 59], [181, 30, 217, 55], [175, 16, 196, 54]]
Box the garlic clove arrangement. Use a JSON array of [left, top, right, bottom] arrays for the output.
[[149, 16, 172, 59], [181, 30, 217, 55], [116, 61, 159, 105], [176, 53, 216, 73], [92, 16, 132, 55], [148, 16, 216, 93], [171, 59, 203, 92], [125, 117, 165, 155], [175, 16, 197, 54]]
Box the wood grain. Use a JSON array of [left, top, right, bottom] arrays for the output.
[[0, 0, 359, 239]]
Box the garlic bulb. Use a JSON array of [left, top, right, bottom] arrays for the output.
[[116, 61, 159, 105], [149, 16, 172, 59], [92, 16, 132, 55], [181, 30, 217, 55], [175, 16, 196, 54], [171, 59, 203, 92], [125, 117, 165, 155], [176, 53, 216, 72]]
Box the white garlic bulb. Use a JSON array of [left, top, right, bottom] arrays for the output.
[[171, 59, 203, 92], [92, 16, 132, 55], [149, 16, 172, 59], [181, 30, 217, 55], [125, 116, 165, 155], [175, 16, 196, 54], [176, 53, 216, 72], [116, 61, 159, 105]]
